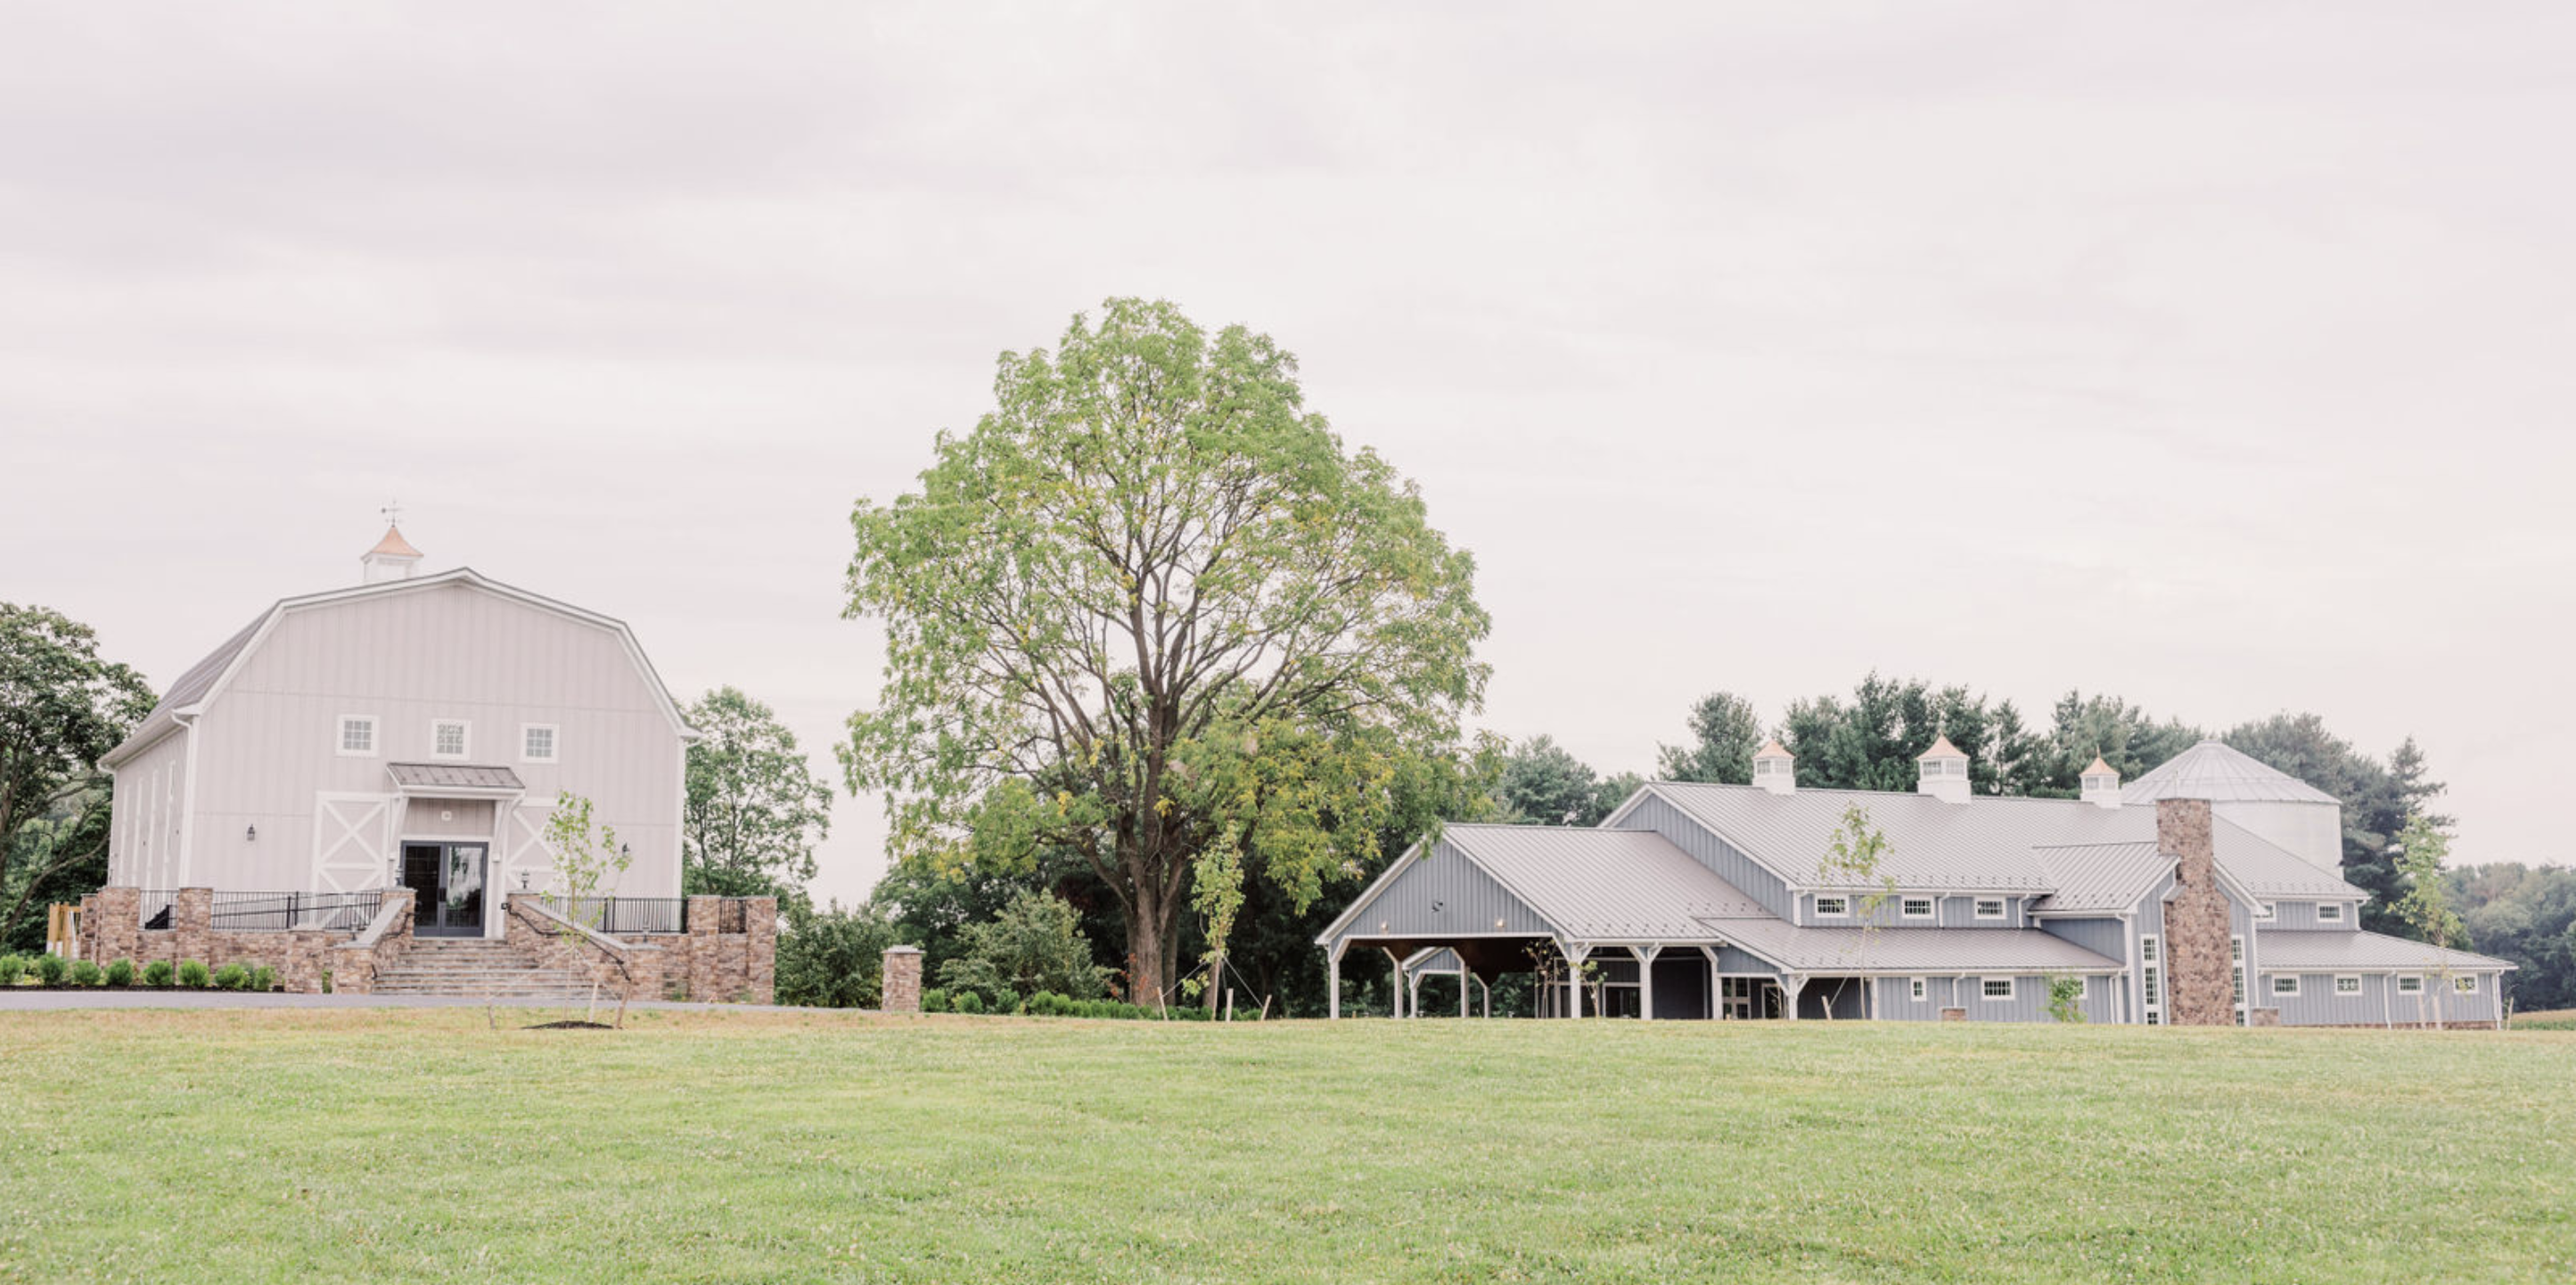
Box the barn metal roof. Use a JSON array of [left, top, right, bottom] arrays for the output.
[[2122, 740, 2340, 806], [1638, 782, 2137, 891], [1442, 824, 1764, 940], [2257, 930, 2514, 972], [2030, 841, 2170, 912], [1705, 920, 2123, 973]]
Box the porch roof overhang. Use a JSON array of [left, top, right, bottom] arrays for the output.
[[386, 762, 526, 798]]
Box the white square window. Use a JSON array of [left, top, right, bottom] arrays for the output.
[[2075, 977, 2091, 1000], [2334, 975, 2361, 995], [521, 724, 559, 763], [2318, 903, 2344, 923], [2271, 974, 2300, 997], [2454, 974, 2478, 994], [1900, 896, 1934, 920], [431, 719, 469, 758], [1814, 896, 1849, 917], [338, 716, 378, 757], [1908, 977, 1927, 1002], [1973, 898, 2006, 921], [1981, 978, 2014, 1001], [2398, 975, 2424, 994], [2140, 937, 2160, 964]]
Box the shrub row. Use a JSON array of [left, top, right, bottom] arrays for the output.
[[0, 954, 277, 991], [915, 986, 1217, 1020]]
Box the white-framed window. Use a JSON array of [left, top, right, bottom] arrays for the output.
[[521, 724, 559, 763], [2231, 937, 2246, 1011], [1900, 896, 1934, 920], [2398, 975, 2424, 994], [2271, 974, 2300, 997], [2454, 974, 2479, 994], [1973, 897, 2006, 921], [2256, 902, 2277, 921], [1908, 977, 1927, 1002], [431, 719, 469, 759], [2072, 976, 2091, 1000], [2141, 934, 2163, 1024], [2082, 771, 2116, 793], [2334, 975, 2362, 995], [1755, 757, 1785, 778], [2318, 902, 2345, 923], [1981, 978, 2014, 1001], [337, 715, 379, 757], [1814, 896, 1850, 918]]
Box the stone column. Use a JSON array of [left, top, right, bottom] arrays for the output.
[[882, 945, 923, 1013], [744, 896, 778, 1004], [685, 895, 724, 1003], [2159, 798, 2236, 1026], [175, 888, 214, 965]]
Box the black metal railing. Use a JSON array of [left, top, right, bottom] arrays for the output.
[[545, 896, 688, 936], [138, 889, 177, 929], [209, 890, 386, 933]]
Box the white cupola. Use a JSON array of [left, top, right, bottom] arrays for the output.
[[1752, 739, 1797, 795], [1916, 735, 1971, 804], [2080, 756, 2121, 809], [361, 522, 423, 584]]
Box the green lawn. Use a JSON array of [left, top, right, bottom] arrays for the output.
[[4, 1011, 2571, 1283]]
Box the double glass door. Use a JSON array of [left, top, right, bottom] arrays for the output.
[[403, 842, 488, 937]]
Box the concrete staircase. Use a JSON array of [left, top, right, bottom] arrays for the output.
[[372, 937, 601, 1002]]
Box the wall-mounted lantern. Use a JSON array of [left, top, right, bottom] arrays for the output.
[[245, 825, 257, 842]]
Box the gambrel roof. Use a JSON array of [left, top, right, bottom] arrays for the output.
[[102, 568, 695, 768]]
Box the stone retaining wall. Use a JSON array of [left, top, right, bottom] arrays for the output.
[[74, 886, 409, 994]]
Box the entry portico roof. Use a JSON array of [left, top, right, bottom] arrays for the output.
[[387, 762, 525, 793]]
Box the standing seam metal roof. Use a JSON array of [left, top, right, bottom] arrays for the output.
[[2121, 740, 2340, 806], [1441, 824, 1766, 940]]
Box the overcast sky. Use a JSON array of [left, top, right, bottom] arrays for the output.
[[8, 4, 2572, 907]]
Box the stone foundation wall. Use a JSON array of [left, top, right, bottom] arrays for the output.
[[504, 894, 665, 1000], [622, 897, 778, 1003], [73, 887, 408, 994], [2160, 799, 2237, 1027]]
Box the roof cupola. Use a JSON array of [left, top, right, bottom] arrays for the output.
[[361, 521, 422, 584], [2080, 756, 2121, 809], [1916, 734, 1971, 805], [1752, 739, 1797, 795]]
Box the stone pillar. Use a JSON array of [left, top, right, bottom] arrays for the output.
[[2160, 798, 2236, 1027], [175, 888, 214, 965], [744, 896, 777, 1004], [882, 945, 923, 1013], [685, 895, 724, 1003]]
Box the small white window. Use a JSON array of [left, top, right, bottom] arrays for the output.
[[2140, 937, 2160, 964], [1814, 896, 1849, 917], [338, 715, 378, 757], [2318, 903, 2344, 923], [2271, 974, 2300, 997], [2398, 975, 2424, 994], [1981, 978, 2014, 1001], [2256, 902, 2277, 921], [431, 719, 469, 758], [2454, 974, 2478, 994], [521, 724, 559, 763], [1973, 898, 2006, 921], [1900, 896, 1934, 920], [1756, 757, 1780, 777], [1908, 977, 1927, 1002], [2334, 975, 2361, 995]]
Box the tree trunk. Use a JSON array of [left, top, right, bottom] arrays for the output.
[[1126, 882, 1169, 1011]]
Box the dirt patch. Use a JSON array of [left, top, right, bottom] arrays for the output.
[[524, 1019, 617, 1030]]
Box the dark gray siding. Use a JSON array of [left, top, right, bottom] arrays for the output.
[[2267, 900, 2360, 932], [1619, 793, 1793, 918], [2038, 916, 2128, 962], [1872, 973, 2122, 1023], [1332, 839, 1553, 950], [1712, 945, 1778, 976], [1802, 892, 2027, 928]]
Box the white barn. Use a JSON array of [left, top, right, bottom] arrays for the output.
[[99, 526, 694, 940]]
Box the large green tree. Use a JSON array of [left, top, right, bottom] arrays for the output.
[[2, 604, 153, 949], [1493, 735, 1625, 826], [842, 299, 1489, 1005], [1656, 691, 1762, 784], [683, 685, 833, 908]]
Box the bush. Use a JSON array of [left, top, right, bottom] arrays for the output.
[[143, 959, 174, 987], [104, 959, 135, 987], [213, 962, 250, 991], [176, 960, 210, 988], [936, 889, 1111, 1012], [919, 987, 949, 1013], [250, 965, 277, 993], [69, 960, 103, 986], [772, 902, 898, 1009], [35, 954, 68, 986], [951, 990, 985, 1015], [0, 955, 24, 986]]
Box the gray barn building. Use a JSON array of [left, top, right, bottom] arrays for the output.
[[1322, 738, 2511, 1027]]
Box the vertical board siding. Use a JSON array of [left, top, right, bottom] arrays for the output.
[[2039, 916, 2128, 962], [2264, 900, 2359, 932], [1813, 892, 2028, 929], [1619, 793, 1792, 919], [180, 582, 684, 896], [1873, 974, 2122, 1023], [2213, 798, 2345, 876], [1333, 839, 1553, 950], [1712, 946, 1777, 976], [2268, 971, 2501, 1027]]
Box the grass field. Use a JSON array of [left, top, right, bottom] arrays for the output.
[[4, 1010, 2572, 1283], [2510, 1008, 2576, 1030]]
